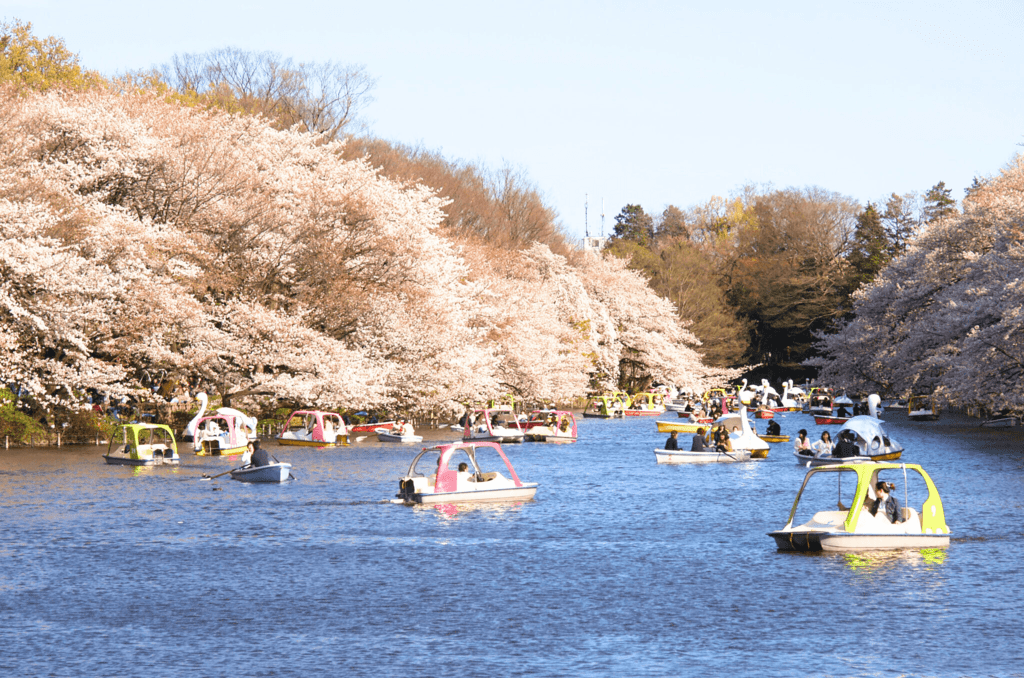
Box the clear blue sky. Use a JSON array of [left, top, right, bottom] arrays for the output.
[[6, 0, 1023, 239]]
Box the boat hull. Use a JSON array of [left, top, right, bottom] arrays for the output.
[[403, 484, 539, 504], [230, 463, 292, 483], [463, 434, 524, 444], [350, 421, 394, 433], [981, 417, 1019, 428], [769, 530, 950, 552], [795, 451, 902, 466], [376, 431, 424, 443], [654, 448, 751, 463], [758, 435, 791, 443], [814, 416, 851, 425], [103, 455, 179, 466], [624, 409, 664, 417], [582, 411, 622, 418], [656, 420, 707, 433], [275, 438, 345, 447], [195, 441, 250, 456], [908, 413, 940, 421], [749, 448, 769, 459]]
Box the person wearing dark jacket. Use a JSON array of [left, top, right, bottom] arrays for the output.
[[665, 431, 679, 450], [250, 445, 271, 468], [766, 420, 781, 436], [833, 430, 860, 458], [691, 428, 707, 452], [870, 481, 903, 523]]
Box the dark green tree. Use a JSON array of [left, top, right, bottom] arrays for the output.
[[610, 204, 654, 248], [881, 192, 919, 255], [845, 202, 891, 293], [922, 181, 957, 223]]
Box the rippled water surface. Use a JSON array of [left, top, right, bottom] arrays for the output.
[[2, 410, 1023, 677]]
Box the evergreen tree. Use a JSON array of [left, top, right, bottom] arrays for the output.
[[610, 204, 654, 248], [922, 181, 957, 223], [881, 192, 919, 255], [846, 202, 891, 292]]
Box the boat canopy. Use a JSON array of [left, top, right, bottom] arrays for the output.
[[783, 463, 948, 536], [405, 442, 525, 491]]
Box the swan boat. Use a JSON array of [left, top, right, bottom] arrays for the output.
[[183, 393, 258, 443], [276, 410, 349, 447], [395, 442, 538, 504], [462, 407, 525, 443], [521, 410, 577, 442], [768, 462, 950, 551], [193, 414, 254, 456], [654, 447, 751, 464], [799, 395, 903, 465], [709, 405, 771, 459], [103, 424, 180, 466]]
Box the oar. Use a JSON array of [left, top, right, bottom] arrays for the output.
[[200, 467, 238, 481]]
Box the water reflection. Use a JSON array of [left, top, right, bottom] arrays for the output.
[[416, 499, 530, 519], [842, 547, 948, 573]]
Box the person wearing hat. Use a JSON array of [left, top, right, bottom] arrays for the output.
[[870, 481, 904, 523]]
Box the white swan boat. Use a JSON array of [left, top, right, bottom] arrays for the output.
[[654, 447, 752, 463], [709, 404, 770, 459], [183, 393, 259, 442], [798, 395, 903, 465], [396, 442, 538, 504], [769, 462, 950, 551], [103, 424, 180, 466], [193, 413, 253, 456]]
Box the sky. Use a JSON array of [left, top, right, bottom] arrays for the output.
[[5, 0, 1023, 240]]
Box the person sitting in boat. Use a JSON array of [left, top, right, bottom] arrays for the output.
[[691, 428, 707, 452], [766, 420, 781, 436], [401, 420, 415, 437], [391, 420, 405, 435], [870, 481, 904, 523], [794, 429, 811, 455], [833, 430, 860, 458], [558, 417, 570, 433], [664, 431, 679, 450], [713, 425, 731, 453], [837, 404, 851, 418], [249, 445, 271, 468], [812, 431, 833, 457]]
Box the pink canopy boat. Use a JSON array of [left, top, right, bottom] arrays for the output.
[[396, 442, 538, 504]]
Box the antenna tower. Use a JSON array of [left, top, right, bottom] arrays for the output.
[[585, 193, 589, 238]]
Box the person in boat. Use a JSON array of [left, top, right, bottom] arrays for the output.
[[558, 417, 570, 433], [812, 431, 833, 457], [713, 425, 731, 453], [249, 445, 271, 468], [766, 420, 781, 436], [401, 420, 415, 437], [837, 403, 851, 418], [870, 481, 903, 523], [833, 429, 860, 458], [691, 428, 707, 452], [665, 431, 679, 450], [794, 429, 811, 455]]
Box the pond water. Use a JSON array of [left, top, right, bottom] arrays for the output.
[[1, 409, 1022, 677]]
